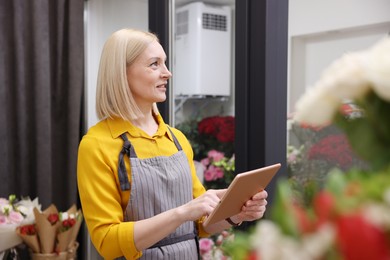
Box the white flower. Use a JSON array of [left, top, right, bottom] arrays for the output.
[[363, 201, 390, 229], [15, 197, 41, 224], [294, 86, 339, 125], [294, 37, 390, 126], [365, 37, 390, 101], [301, 224, 335, 259]]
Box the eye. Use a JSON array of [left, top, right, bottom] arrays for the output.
[[150, 61, 158, 67]]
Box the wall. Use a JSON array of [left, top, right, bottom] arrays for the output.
[[288, 0, 390, 113], [84, 0, 148, 129]]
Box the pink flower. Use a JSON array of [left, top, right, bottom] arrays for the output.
[[201, 158, 210, 167], [207, 150, 225, 162], [0, 215, 7, 225], [204, 168, 217, 181], [0, 198, 8, 206], [204, 165, 224, 181], [8, 211, 24, 224], [199, 238, 214, 255]]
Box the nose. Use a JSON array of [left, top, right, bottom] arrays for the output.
[[162, 64, 172, 79]]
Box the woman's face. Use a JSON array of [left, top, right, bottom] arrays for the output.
[[126, 40, 172, 109]]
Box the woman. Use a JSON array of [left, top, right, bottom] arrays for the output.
[[77, 28, 268, 260]]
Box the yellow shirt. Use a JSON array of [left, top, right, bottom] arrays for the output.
[[77, 114, 207, 259]]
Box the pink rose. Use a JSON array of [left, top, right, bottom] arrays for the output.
[[204, 168, 217, 181], [207, 150, 225, 162], [204, 165, 224, 181], [199, 238, 214, 254], [8, 211, 24, 224], [0, 215, 7, 225], [201, 158, 210, 166], [214, 167, 224, 179]]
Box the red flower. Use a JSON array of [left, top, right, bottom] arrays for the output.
[[313, 191, 335, 227], [198, 116, 235, 143], [292, 203, 314, 233], [47, 213, 59, 225], [308, 134, 353, 169], [336, 213, 390, 260], [198, 117, 219, 136], [62, 218, 76, 229], [246, 250, 258, 260], [20, 224, 37, 235]]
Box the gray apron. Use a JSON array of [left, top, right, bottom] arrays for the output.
[[116, 128, 199, 260]]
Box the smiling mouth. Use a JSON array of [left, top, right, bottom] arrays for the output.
[[157, 84, 167, 89]]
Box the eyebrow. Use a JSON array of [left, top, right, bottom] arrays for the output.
[[148, 56, 167, 62]]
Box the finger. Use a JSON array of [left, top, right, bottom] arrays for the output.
[[214, 188, 227, 199], [245, 198, 267, 208], [252, 190, 268, 200]]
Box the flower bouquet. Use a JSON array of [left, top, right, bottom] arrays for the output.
[[200, 150, 235, 189], [199, 230, 234, 260], [223, 37, 390, 259], [0, 195, 41, 253], [17, 204, 83, 259], [176, 115, 235, 161]]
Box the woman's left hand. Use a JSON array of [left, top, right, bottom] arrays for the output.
[[235, 190, 268, 222]]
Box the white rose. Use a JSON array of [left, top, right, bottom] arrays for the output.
[[364, 37, 390, 101], [294, 86, 339, 125]]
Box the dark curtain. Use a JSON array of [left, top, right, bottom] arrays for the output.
[[0, 0, 84, 211]]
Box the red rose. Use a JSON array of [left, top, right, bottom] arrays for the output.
[[336, 213, 390, 260], [47, 213, 59, 225], [62, 218, 76, 228], [313, 191, 335, 227], [20, 224, 37, 235], [198, 117, 218, 136]]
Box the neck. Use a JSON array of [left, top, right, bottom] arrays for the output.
[[131, 112, 159, 136]]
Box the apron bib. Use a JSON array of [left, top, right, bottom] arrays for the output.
[[116, 129, 199, 260]]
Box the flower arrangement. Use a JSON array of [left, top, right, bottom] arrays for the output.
[[0, 195, 41, 253], [224, 37, 390, 259], [287, 116, 368, 197], [177, 116, 235, 161], [16, 204, 83, 259], [177, 115, 235, 189], [200, 150, 235, 189], [199, 230, 234, 260]]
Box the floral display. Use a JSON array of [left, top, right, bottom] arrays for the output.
[[199, 230, 234, 260], [177, 116, 235, 161], [287, 117, 368, 199], [0, 195, 41, 255], [16, 204, 83, 259], [200, 150, 235, 189], [177, 115, 235, 190], [224, 37, 390, 259]]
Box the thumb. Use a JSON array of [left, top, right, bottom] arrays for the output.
[[215, 189, 227, 199]]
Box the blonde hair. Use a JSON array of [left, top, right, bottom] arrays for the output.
[[96, 28, 160, 121]]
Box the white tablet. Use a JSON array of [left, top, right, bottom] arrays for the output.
[[203, 163, 281, 227]]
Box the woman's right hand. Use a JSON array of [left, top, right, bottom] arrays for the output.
[[178, 189, 226, 221]]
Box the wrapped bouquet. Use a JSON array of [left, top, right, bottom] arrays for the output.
[[0, 195, 41, 253], [16, 204, 83, 259]]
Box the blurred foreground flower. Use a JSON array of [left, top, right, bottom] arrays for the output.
[[224, 37, 390, 259]]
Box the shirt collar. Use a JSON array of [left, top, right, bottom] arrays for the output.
[[106, 113, 174, 142]]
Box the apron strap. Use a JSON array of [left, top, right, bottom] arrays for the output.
[[118, 133, 136, 191], [167, 127, 183, 151]]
